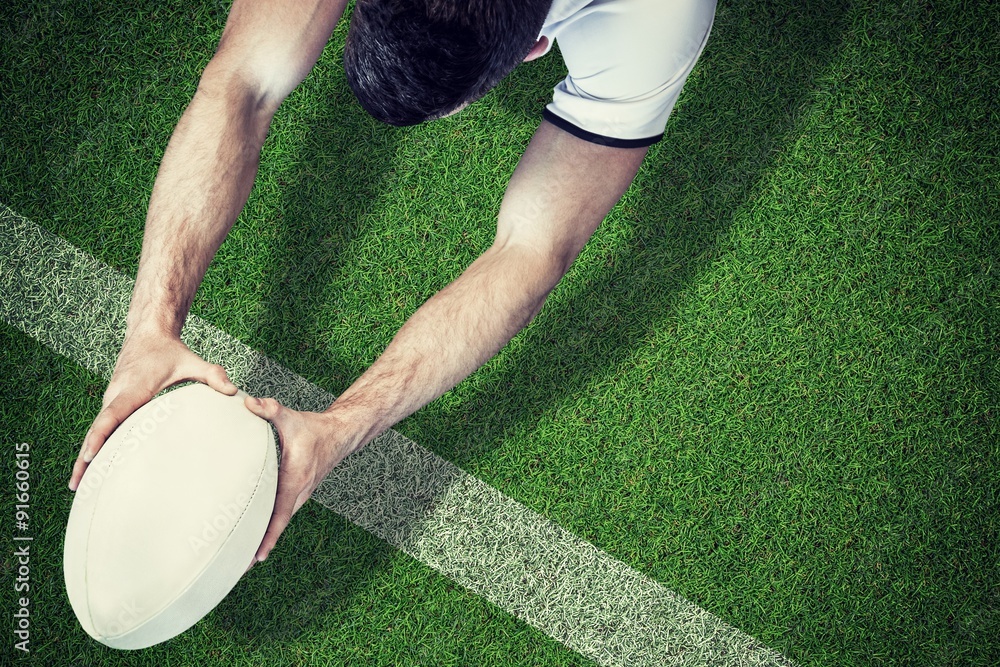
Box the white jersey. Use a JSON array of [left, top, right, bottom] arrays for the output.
[[537, 0, 717, 147]]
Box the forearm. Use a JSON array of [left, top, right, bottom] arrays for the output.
[[326, 122, 646, 456], [126, 75, 275, 339], [329, 241, 560, 452], [126, 0, 347, 338]]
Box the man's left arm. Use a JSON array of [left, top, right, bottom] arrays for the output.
[[246, 120, 648, 562]]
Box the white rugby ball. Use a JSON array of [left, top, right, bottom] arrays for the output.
[[64, 382, 277, 649]]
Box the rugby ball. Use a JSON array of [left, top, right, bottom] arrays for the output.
[[64, 382, 278, 649]]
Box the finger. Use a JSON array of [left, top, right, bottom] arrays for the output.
[[245, 396, 316, 561], [176, 356, 238, 396], [69, 419, 113, 490], [80, 405, 123, 461], [69, 451, 90, 491], [256, 472, 315, 561], [253, 401, 295, 561], [69, 395, 139, 490], [201, 362, 239, 396], [255, 490, 313, 562], [255, 512, 289, 562], [255, 481, 305, 562], [244, 396, 285, 424]]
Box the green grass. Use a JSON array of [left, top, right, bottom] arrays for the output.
[[2, 0, 998, 665]]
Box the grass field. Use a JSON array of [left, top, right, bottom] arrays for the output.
[[2, 0, 998, 665]]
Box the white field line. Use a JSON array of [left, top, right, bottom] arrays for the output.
[[0, 203, 795, 667]]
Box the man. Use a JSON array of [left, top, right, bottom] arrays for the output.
[[69, 0, 716, 565]]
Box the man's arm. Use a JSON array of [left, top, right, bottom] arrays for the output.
[[130, 0, 347, 338], [332, 121, 647, 447], [247, 120, 648, 559], [70, 0, 347, 489]]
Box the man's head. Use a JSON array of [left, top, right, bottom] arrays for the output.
[[344, 0, 554, 126]]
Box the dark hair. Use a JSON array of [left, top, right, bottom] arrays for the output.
[[344, 0, 553, 126]]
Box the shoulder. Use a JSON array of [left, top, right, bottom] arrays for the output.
[[544, 0, 717, 88], [540, 0, 718, 146]]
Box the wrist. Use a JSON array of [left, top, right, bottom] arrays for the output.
[[122, 316, 182, 347], [323, 394, 386, 457], [124, 302, 185, 341]]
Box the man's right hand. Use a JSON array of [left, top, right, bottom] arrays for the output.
[[68, 332, 237, 490]]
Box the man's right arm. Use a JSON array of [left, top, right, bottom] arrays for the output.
[[70, 0, 348, 489], [132, 0, 347, 337]]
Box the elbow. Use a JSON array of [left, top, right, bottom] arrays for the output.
[[196, 57, 294, 118], [532, 241, 582, 296], [505, 242, 570, 325]]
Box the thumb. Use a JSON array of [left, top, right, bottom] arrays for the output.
[[245, 396, 284, 422], [178, 355, 238, 396], [203, 362, 239, 395]]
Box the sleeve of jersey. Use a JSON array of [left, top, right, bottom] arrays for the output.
[[544, 0, 717, 148]]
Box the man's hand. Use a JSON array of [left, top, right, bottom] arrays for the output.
[[237, 122, 647, 561], [243, 396, 354, 563], [69, 333, 237, 490]]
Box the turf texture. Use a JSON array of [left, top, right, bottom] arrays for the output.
[[1, 0, 998, 665]]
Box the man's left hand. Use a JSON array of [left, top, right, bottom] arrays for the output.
[[244, 396, 353, 563]]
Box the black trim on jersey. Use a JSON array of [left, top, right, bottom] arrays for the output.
[[543, 109, 662, 148]]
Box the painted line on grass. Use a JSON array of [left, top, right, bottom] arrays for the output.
[[0, 203, 795, 667]]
